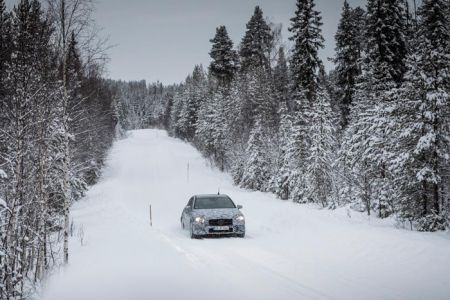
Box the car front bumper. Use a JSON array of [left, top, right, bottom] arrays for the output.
[[192, 223, 245, 236]]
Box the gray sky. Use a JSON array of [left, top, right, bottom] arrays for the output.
[[6, 0, 367, 84]]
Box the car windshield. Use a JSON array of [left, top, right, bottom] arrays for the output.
[[194, 197, 235, 209]]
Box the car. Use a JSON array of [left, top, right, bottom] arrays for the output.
[[181, 194, 245, 239]]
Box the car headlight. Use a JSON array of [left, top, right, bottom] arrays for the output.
[[194, 216, 205, 224], [235, 215, 245, 222]]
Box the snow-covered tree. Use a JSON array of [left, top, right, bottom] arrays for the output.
[[333, 1, 365, 127], [341, 0, 409, 218], [284, 0, 325, 202], [170, 83, 186, 137], [0, 1, 63, 295], [240, 67, 276, 131], [390, 0, 450, 230], [196, 86, 231, 170], [176, 66, 207, 140], [0, 0, 117, 296], [365, 0, 408, 85], [273, 46, 290, 115], [303, 76, 337, 207], [0, 0, 12, 94], [240, 119, 270, 190], [239, 6, 273, 73], [270, 103, 293, 200], [289, 0, 324, 105], [209, 25, 238, 86]]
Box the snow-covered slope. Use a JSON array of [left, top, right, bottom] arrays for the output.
[[40, 129, 450, 300]]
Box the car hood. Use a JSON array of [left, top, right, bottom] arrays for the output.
[[193, 208, 242, 219]]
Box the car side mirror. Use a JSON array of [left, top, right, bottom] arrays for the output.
[[237, 205, 243, 209]]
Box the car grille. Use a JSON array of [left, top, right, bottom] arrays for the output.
[[208, 228, 233, 233], [209, 219, 233, 226]]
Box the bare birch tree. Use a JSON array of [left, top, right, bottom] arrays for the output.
[[45, 0, 106, 264]]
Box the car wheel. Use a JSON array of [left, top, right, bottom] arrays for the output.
[[181, 217, 185, 229], [236, 232, 245, 238], [190, 223, 199, 239]]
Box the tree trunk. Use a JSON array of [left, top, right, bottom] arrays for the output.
[[61, 0, 71, 265]]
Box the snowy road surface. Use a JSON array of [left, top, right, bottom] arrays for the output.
[[40, 129, 450, 300]]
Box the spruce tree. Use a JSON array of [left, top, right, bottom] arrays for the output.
[[273, 47, 290, 113], [271, 102, 293, 200], [175, 65, 207, 141], [195, 86, 231, 170], [0, 0, 12, 94], [289, 0, 324, 105], [333, 1, 365, 128], [209, 25, 238, 86], [365, 0, 408, 85], [240, 119, 270, 190], [340, 54, 378, 215], [239, 6, 273, 73], [391, 0, 450, 230], [170, 83, 187, 138], [342, 0, 409, 218], [241, 67, 275, 130], [286, 0, 325, 202], [303, 73, 337, 207]]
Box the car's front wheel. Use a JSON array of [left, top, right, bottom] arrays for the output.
[[190, 222, 200, 239], [181, 217, 185, 229], [236, 232, 245, 238]]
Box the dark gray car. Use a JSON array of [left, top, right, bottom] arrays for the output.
[[181, 194, 245, 239]]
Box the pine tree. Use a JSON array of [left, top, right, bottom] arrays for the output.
[[365, 0, 408, 85], [340, 51, 379, 215], [342, 0, 409, 218], [391, 0, 450, 230], [273, 47, 290, 113], [289, 0, 324, 105], [170, 83, 186, 137], [195, 86, 231, 170], [333, 1, 365, 127], [0, 0, 12, 95], [303, 74, 337, 207], [66, 31, 83, 84], [270, 102, 293, 200], [186, 65, 207, 139], [209, 25, 238, 86], [239, 6, 273, 73], [174, 67, 207, 141], [222, 83, 247, 182], [240, 119, 270, 190], [285, 0, 325, 202], [240, 67, 276, 130]]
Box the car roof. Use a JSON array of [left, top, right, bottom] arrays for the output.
[[195, 194, 230, 199]]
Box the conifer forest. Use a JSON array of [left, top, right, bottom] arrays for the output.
[[0, 0, 449, 299], [162, 0, 450, 231]]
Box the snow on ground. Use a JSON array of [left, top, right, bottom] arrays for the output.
[[39, 129, 450, 300]]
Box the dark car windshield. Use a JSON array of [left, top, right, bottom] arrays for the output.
[[194, 197, 235, 209]]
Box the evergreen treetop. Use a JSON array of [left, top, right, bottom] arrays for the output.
[[239, 6, 273, 73], [289, 0, 324, 105], [209, 25, 238, 86]]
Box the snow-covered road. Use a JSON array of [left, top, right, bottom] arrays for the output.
[[40, 129, 450, 300]]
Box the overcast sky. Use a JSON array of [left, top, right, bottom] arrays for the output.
[[6, 0, 368, 84]]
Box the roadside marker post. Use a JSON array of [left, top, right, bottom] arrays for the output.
[[149, 204, 153, 227]]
